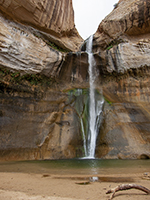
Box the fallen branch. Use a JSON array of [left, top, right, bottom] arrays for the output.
[[106, 184, 150, 200]]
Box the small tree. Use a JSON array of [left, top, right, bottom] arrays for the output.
[[113, 3, 118, 9]]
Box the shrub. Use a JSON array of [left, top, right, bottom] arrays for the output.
[[113, 3, 118, 9]]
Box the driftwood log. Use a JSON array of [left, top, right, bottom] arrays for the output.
[[106, 184, 150, 200]]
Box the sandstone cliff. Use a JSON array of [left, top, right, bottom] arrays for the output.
[[0, 0, 150, 160], [0, 14, 62, 76], [0, 0, 83, 51], [0, 0, 84, 160], [0, 74, 83, 160], [92, 0, 150, 159], [93, 0, 150, 50]]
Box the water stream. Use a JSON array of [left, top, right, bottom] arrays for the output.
[[67, 36, 104, 159], [86, 35, 104, 158]]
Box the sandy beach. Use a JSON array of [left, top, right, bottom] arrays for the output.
[[0, 171, 150, 200]]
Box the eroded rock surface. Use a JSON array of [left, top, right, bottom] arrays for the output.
[[93, 0, 150, 159], [0, 14, 62, 77], [0, 0, 84, 160], [0, 0, 150, 160], [93, 0, 150, 50], [0, 77, 83, 160], [96, 72, 150, 159], [0, 0, 83, 51]]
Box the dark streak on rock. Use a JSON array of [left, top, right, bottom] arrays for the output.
[[49, 0, 59, 29], [138, 1, 145, 28]]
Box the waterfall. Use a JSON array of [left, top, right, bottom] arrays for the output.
[[80, 118, 87, 157], [68, 36, 103, 158], [86, 35, 104, 158]]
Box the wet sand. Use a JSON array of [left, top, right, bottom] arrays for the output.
[[0, 160, 150, 200], [0, 171, 150, 200]]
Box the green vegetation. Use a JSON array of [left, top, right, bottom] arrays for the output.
[[104, 97, 112, 105], [106, 39, 124, 50], [0, 68, 56, 87], [47, 41, 69, 53], [113, 3, 118, 9], [107, 45, 113, 50]]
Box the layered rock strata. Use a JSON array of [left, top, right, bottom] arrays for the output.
[[0, 79, 83, 160], [93, 0, 150, 159], [0, 14, 62, 76], [0, 0, 150, 160], [0, 0, 83, 51], [0, 0, 84, 160], [93, 0, 150, 51]]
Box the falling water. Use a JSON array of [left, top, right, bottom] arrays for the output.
[[80, 118, 87, 156], [86, 35, 104, 158]]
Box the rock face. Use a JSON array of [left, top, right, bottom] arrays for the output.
[[0, 0, 83, 51], [0, 0, 84, 161], [93, 0, 150, 159], [0, 71, 85, 160], [0, 14, 62, 77], [59, 52, 89, 86], [0, 0, 150, 160], [93, 0, 150, 50], [96, 71, 150, 159]]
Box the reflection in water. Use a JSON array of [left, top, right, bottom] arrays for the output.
[[0, 159, 150, 177], [89, 159, 98, 181]]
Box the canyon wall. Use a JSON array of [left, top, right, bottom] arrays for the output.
[[0, 0, 83, 51], [0, 0, 84, 160], [0, 0, 150, 160], [93, 0, 150, 159], [93, 0, 150, 50]]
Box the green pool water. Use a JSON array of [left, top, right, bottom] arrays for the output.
[[0, 159, 150, 176]]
